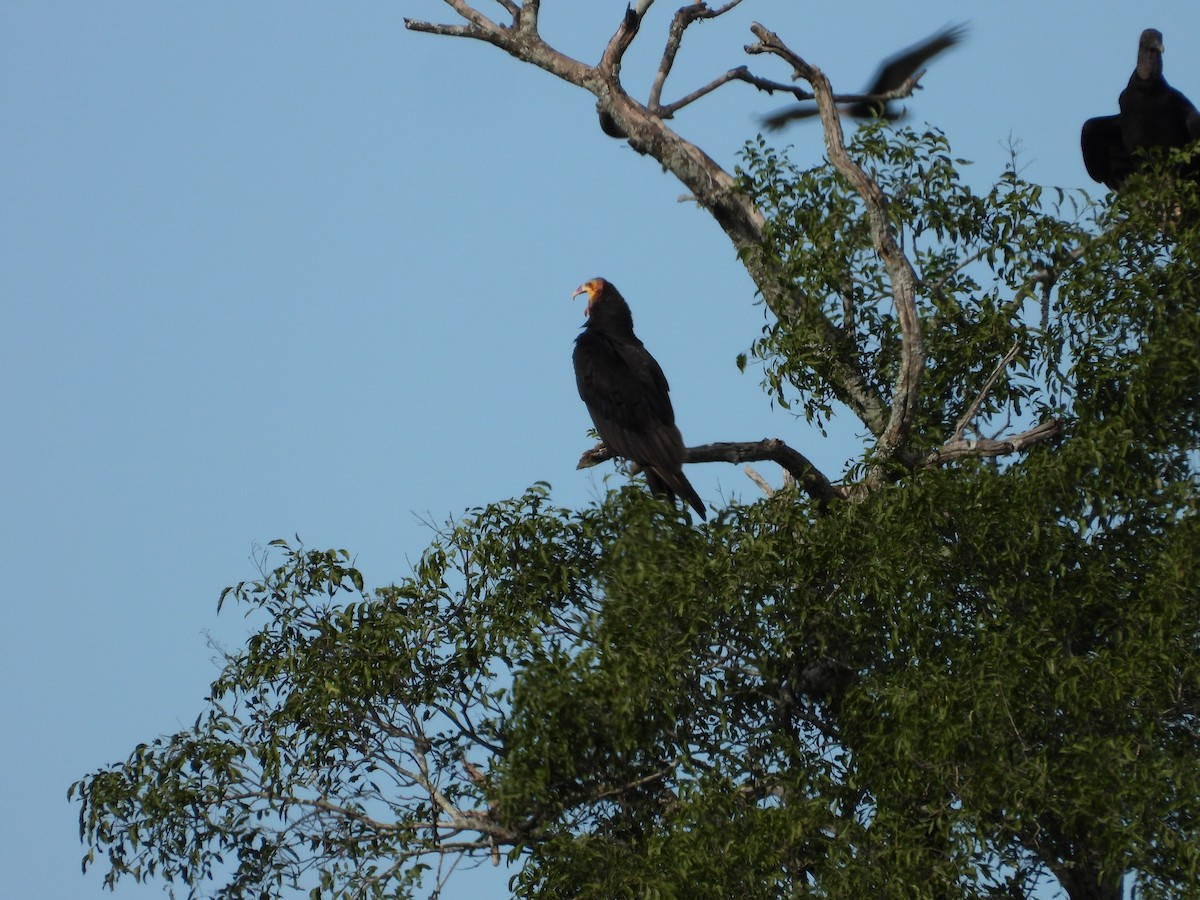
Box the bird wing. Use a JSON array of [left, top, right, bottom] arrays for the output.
[[761, 104, 820, 131], [865, 23, 967, 94], [1167, 89, 1200, 140], [1081, 115, 1131, 189], [1187, 104, 1200, 140], [763, 23, 965, 128]]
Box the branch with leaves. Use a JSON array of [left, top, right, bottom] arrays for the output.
[[408, 2, 1063, 505]]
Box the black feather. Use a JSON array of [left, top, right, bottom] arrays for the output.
[[572, 279, 706, 519], [762, 23, 966, 130], [1081, 29, 1200, 191]]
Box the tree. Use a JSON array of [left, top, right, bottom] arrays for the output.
[[73, 4, 1200, 898]]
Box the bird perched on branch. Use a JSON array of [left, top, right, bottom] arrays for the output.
[[762, 23, 967, 129], [1081, 28, 1200, 191], [571, 278, 706, 519]]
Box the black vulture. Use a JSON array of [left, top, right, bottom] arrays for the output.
[[1081, 29, 1200, 191], [571, 278, 706, 519], [762, 23, 967, 130]]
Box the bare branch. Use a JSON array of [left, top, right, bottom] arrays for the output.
[[951, 341, 1022, 443], [425, 0, 502, 32], [686, 66, 934, 123], [515, 0, 540, 34], [404, 20, 482, 39], [600, 5, 642, 74], [494, 0, 519, 17], [744, 465, 775, 497], [925, 418, 1064, 467], [659, 67, 751, 116], [649, 1, 747, 111], [659, 66, 813, 118], [688, 440, 841, 505], [729, 68, 814, 98], [577, 438, 844, 506]]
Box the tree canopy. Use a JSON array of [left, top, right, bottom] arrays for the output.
[[73, 4, 1200, 899]]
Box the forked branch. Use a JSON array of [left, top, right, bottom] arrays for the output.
[[649, 0, 747, 111]]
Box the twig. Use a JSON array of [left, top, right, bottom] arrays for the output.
[[925, 418, 1064, 466], [403, 20, 479, 39], [649, 0, 747, 111], [744, 465, 775, 497], [418, 0, 502, 33], [660, 67, 759, 116], [951, 341, 1022, 442]]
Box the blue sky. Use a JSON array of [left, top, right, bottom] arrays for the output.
[[3, 2, 1196, 897]]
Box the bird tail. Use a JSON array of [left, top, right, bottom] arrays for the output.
[[646, 467, 707, 520]]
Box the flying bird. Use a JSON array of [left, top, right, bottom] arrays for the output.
[[1081, 28, 1200, 191], [571, 278, 706, 519], [762, 23, 967, 130]]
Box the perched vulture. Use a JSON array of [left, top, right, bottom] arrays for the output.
[[571, 278, 706, 519], [1081, 28, 1200, 191], [762, 23, 967, 130]]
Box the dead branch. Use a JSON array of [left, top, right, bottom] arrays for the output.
[[406, 0, 501, 37], [601, 5, 642, 73], [412, 5, 1058, 509], [649, 0, 747, 112], [577, 438, 844, 506], [744, 465, 775, 497], [660, 67, 770, 117], [925, 418, 1064, 467]]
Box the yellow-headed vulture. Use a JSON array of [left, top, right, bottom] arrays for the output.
[[572, 278, 706, 519]]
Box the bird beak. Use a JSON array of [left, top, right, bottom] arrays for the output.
[[572, 282, 596, 316]]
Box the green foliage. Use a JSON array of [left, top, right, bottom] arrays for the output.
[[736, 124, 1088, 442], [73, 124, 1200, 899]]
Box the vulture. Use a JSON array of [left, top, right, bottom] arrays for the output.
[[571, 278, 706, 519], [762, 23, 967, 130], [1081, 28, 1200, 191]]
